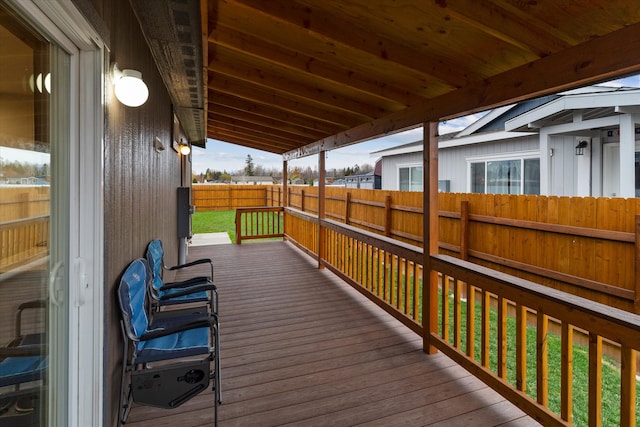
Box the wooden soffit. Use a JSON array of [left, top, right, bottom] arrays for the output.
[[201, 0, 640, 158]]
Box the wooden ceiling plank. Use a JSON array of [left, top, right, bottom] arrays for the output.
[[283, 22, 640, 160], [209, 91, 344, 135], [441, 0, 571, 57], [209, 46, 389, 120], [209, 25, 427, 107], [210, 120, 306, 148], [231, 0, 483, 87], [208, 72, 362, 127], [209, 125, 300, 152], [216, 0, 462, 90], [209, 112, 317, 143], [208, 103, 328, 140]]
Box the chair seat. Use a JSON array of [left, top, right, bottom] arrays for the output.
[[0, 355, 47, 387], [134, 326, 210, 364]]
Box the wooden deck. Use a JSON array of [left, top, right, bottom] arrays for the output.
[[125, 241, 539, 427]]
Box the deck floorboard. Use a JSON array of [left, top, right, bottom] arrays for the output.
[[124, 241, 539, 427]]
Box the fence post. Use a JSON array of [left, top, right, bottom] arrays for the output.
[[345, 192, 351, 224], [384, 195, 392, 237], [301, 189, 305, 212], [461, 200, 470, 260]]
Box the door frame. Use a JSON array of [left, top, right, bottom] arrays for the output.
[[6, 1, 105, 425]]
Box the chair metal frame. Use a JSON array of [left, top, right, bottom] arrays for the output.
[[146, 239, 219, 314], [117, 258, 220, 426]]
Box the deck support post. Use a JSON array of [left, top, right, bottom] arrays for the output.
[[423, 121, 439, 354], [318, 151, 326, 268]]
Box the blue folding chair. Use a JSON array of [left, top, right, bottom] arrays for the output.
[[117, 258, 220, 426], [146, 239, 218, 314], [0, 299, 46, 423]]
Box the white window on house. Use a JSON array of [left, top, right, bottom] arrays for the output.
[[469, 156, 540, 195], [399, 165, 423, 191]]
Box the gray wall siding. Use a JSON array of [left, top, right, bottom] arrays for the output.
[[439, 135, 539, 192], [86, 0, 184, 424], [381, 135, 586, 194], [381, 151, 423, 190]]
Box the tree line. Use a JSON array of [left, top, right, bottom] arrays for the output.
[[194, 155, 374, 184]]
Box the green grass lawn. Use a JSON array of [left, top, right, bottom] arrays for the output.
[[192, 210, 237, 243]]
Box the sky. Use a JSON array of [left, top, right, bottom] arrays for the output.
[[193, 74, 640, 175], [5, 74, 637, 173]]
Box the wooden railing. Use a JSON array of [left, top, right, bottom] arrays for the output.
[[0, 215, 49, 272], [281, 207, 640, 427], [235, 207, 284, 244]]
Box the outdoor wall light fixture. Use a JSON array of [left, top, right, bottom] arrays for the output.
[[575, 140, 588, 155], [110, 63, 149, 107], [178, 141, 191, 156]]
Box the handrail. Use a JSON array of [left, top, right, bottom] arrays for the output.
[[235, 206, 284, 244], [283, 208, 640, 426]]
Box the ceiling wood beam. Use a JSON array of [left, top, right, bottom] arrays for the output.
[[208, 127, 299, 153], [208, 73, 363, 127], [283, 22, 640, 160], [208, 103, 329, 140], [216, 0, 464, 90], [209, 112, 317, 144], [209, 46, 388, 119], [209, 121, 303, 149], [441, 0, 571, 56], [209, 91, 345, 135], [209, 25, 427, 107]]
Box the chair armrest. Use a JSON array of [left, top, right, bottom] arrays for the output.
[[167, 258, 214, 280], [157, 283, 217, 300], [168, 258, 212, 271], [0, 345, 47, 357], [161, 276, 213, 290]]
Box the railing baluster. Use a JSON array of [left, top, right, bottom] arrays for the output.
[[561, 322, 573, 423], [620, 345, 636, 427], [454, 278, 461, 349], [481, 289, 490, 367], [466, 283, 475, 358], [588, 333, 603, 427], [537, 310, 549, 406], [516, 303, 527, 392], [441, 275, 450, 340], [497, 296, 507, 379]]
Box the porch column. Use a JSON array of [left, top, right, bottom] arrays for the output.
[[282, 160, 288, 207], [619, 114, 636, 198], [539, 129, 550, 195], [423, 122, 438, 354], [318, 151, 326, 268]]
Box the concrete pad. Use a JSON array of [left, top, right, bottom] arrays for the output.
[[189, 232, 232, 246]]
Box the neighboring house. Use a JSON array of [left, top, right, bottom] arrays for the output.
[[230, 175, 275, 185], [344, 160, 382, 189], [374, 86, 640, 197]]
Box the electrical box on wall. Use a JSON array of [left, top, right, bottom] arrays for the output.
[[177, 187, 193, 238]]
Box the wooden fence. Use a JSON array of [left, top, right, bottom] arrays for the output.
[[194, 185, 640, 313], [192, 184, 282, 211]]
